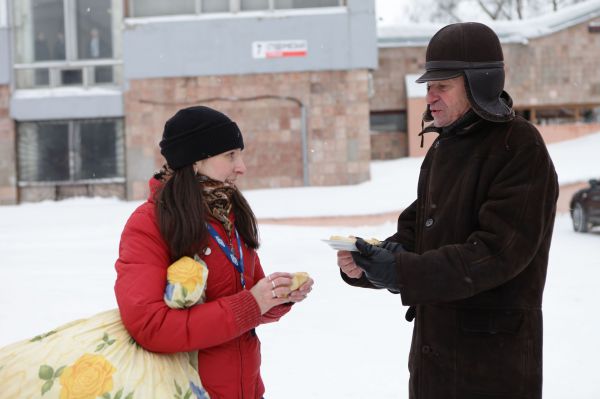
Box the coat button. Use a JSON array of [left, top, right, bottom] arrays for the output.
[[421, 345, 431, 354], [204, 247, 211, 255], [425, 218, 434, 227]]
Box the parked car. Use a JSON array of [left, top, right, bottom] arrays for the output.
[[570, 178, 600, 232]]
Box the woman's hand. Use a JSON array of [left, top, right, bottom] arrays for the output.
[[287, 277, 314, 303], [250, 272, 293, 315], [337, 250, 363, 278]]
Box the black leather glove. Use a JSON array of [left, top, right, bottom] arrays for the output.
[[351, 238, 404, 292]]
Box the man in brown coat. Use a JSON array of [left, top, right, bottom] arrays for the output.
[[338, 22, 558, 399]]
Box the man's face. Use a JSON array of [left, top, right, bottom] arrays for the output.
[[426, 76, 471, 127]]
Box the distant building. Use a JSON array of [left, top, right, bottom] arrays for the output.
[[0, 0, 599, 204], [371, 1, 600, 158], [0, 0, 377, 204]]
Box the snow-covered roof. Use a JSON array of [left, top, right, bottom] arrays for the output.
[[378, 0, 600, 47]]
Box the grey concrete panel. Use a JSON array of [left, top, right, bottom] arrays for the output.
[[348, 5, 378, 69], [10, 88, 124, 120], [123, 5, 377, 80], [0, 28, 10, 84]]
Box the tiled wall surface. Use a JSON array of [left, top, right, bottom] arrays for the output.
[[124, 69, 372, 199]]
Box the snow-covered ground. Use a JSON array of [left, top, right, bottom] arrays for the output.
[[0, 132, 599, 398]]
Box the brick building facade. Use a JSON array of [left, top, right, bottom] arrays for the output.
[[124, 70, 371, 197]]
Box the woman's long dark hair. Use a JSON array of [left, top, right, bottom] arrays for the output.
[[154, 166, 259, 262]]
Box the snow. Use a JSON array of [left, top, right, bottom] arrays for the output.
[[1, 132, 599, 398]]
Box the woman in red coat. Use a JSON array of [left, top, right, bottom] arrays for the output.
[[115, 106, 314, 398]]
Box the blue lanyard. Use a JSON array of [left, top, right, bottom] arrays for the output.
[[206, 223, 245, 289]]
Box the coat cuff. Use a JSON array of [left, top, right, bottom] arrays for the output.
[[261, 303, 292, 324], [224, 290, 262, 334]]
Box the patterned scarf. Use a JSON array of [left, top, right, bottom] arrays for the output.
[[197, 175, 237, 235]]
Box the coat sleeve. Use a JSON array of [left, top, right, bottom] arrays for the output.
[[114, 207, 262, 353], [395, 139, 558, 305], [251, 252, 293, 323]]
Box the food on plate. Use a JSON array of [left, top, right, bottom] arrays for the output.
[[329, 235, 381, 246]]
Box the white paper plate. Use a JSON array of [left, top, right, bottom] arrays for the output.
[[321, 239, 357, 252]]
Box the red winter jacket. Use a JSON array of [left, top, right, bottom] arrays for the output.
[[115, 178, 291, 398]]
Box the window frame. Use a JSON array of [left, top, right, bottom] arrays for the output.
[[12, 0, 123, 89], [369, 110, 408, 134], [516, 105, 600, 125], [128, 0, 345, 18], [17, 118, 126, 187], [0, 0, 6, 27]]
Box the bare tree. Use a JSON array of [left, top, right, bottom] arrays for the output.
[[407, 0, 463, 23], [432, 0, 463, 22], [477, 0, 510, 20], [405, 0, 590, 23]]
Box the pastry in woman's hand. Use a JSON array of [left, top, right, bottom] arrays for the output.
[[289, 272, 310, 291]]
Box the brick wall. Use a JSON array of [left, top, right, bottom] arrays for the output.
[[370, 47, 425, 112], [504, 17, 600, 107], [370, 131, 408, 159], [124, 70, 371, 199], [0, 85, 16, 205]]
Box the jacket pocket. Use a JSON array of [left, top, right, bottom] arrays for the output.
[[456, 309, 529, 396]]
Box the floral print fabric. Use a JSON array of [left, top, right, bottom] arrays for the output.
[[0, 256, 210, 399]]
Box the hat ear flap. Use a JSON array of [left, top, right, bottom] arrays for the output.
[[463, 69, 515, 122]]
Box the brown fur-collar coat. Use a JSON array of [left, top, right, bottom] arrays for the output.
[[344, 114, 558, 399]]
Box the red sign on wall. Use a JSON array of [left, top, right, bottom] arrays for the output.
[[252, 40, 308, 59]]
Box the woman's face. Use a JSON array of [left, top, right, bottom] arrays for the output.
[[194, 148, 246, 183]]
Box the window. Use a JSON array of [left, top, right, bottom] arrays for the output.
[[0, 0, 7, 27], [274, 0, 340, 9], [517, 106, 600, 125], [130, 0, 195, 18], [582, 107, 600, 123], [18, 119, 124, 184], [370, 111, 407, 133], [129, 0, 344, 17], [13, 0, 122, 88], [241, 0, 270, 11]]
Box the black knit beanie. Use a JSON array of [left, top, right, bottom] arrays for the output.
[[159, 106, 244, 169]]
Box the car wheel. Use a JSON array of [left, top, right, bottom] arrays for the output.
[[572, 202, 589, 233]]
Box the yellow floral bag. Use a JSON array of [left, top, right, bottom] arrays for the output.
[[0, 256, 210, 399]]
